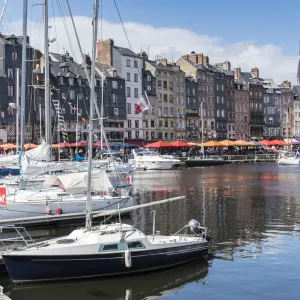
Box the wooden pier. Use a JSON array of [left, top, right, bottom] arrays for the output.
[[209, 154, 278, 163]]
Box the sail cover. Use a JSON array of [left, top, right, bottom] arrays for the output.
[[44, 170, 113, 194]]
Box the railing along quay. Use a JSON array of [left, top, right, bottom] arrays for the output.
[[208, 154, 278, 163]]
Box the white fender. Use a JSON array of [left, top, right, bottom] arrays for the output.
[[125, 250, 132, 268]]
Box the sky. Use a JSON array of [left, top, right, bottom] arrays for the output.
[[2, 0, 300, 84]]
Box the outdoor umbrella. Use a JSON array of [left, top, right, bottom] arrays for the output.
[[259, 140, 271, 146], [168, 141, 192, 147], [0, 143, 17, 151], [24, 143, 37, 150], [218, 140, 236, 147], [204, 141, 221, 147], [233, 140, 254, 147], [268, 139, 286, 146], [93, 142, 106, 148], [52, 142, 71, 148], [146, 141, 170, 148]]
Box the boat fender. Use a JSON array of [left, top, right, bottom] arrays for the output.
[[125, 250, 132, 268], [56, 208, 63, 215], [45, 207, 52, 215]]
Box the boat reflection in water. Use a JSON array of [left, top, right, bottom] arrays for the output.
[[7, 259, 208, 300]]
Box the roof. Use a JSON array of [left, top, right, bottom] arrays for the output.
[[146, 60, 175, 72], [292, 85, 300, 97], [0, 33, 31, 47], [114, 46, 140, 58], [95, 62, 122, 79], [239, 71, 264, 85], [262, 78, 279, 89], [49, 52, 101, 80]]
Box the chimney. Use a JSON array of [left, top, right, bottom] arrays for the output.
[[233, 67, 241, 81], [197, 53, 204, 65], [97, 38, 114, 65], [203, 56, 209, 66], [84, 54, 91, 66], [160, 58, 167, 66], [281, 80, 291, 88], [251, 67, 259, 78]]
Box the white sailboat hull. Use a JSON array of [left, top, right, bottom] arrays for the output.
[[277, 157, 300, 165], [0, 192, 133, 222]]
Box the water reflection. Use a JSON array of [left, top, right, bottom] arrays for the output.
[[2, 163, 300, 299]]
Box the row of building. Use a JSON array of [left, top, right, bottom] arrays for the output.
[[0, 33, 300, 144]]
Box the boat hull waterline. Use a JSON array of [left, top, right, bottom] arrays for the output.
[[3, 244, 208, 283]]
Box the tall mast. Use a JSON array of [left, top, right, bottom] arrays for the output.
[[201, 101, 204, 159], [44, 0, 51, 158], [100, 71, 104, 154], [86, 0, 99, 230], [19, 0, 28, 187]]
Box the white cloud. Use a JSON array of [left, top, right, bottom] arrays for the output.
[[7, 16, 297, 84]]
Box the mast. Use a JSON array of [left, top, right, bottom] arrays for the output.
[[15, 68, 20, 152], [44, 0, 51, 159], [201, 101, 204, 159], [19, 0, 28, 187], [86, 0, 99, 230], [100, 71, 104, 155]]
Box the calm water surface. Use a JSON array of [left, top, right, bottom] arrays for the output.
[[1, 163, 300, 299]]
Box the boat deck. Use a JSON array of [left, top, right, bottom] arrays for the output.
[[0, 286, 11, 300]]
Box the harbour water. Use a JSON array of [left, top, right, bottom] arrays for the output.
[[1, 162, 300, 299]]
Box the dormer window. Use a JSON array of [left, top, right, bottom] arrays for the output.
[[59, 77, 64, 85], [69, 78, 74, 85], [78, 78, 81, 86], [11, 39, 16, 45], [113, 70, 117, 77]]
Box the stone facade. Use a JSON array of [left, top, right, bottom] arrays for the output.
[[293, 95, 300, 137], [97, 39, 143, 140], [234, 81, 249, 140]]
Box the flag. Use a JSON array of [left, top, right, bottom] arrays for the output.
[[73, 105, 77, 111], [126, 174, 133, 185], [135, 92, 151, 114], [0, 187, 6, 206]]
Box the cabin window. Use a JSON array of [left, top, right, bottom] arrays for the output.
[[102, 244, 118, 251], [127, 241, 145, 249]]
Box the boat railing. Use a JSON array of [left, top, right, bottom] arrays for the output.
[[0, 225, 39, 251]]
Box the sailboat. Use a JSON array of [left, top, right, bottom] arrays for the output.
[[0, 0, 133, 224], [1, 1, 210, 283]]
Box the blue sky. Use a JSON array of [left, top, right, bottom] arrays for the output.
[[3, 0, 300, 55], [2, 0, 299, 83]]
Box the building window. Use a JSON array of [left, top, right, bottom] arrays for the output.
[[112, 94, 118, 104], [134, 88, 138, 98], [158, 80, 162, 88], [147, 75, 151, 81], [221, 84, 224, 91], [8, 85, 13, 97], [70, 105, 76, 114], [12, 51, 17, 61], [134, 74, 138, 82], [127, 103, 131, 114], [69, 90, 75, 99], [126, 87, 131, 97], [147, 85, 151, 91], [217, 84, 219, 90], [217, 109, 220, 117], [135, 120, 139, 128], [113, 108, 119, 116], [126, 73, 130, 81], [221, 97, 224, 104], [112, 81, 118, 89], [217, 96, 220, 104], [126, 59, 130, 67], [128, 120, 131, 128], [134, 61, 138, 68], [69, 78, 74, 85], [128, 131, 132, 138], [221, 109, 225, 117], [163, 81, 167, 89], [60, 77, 64, 85]]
